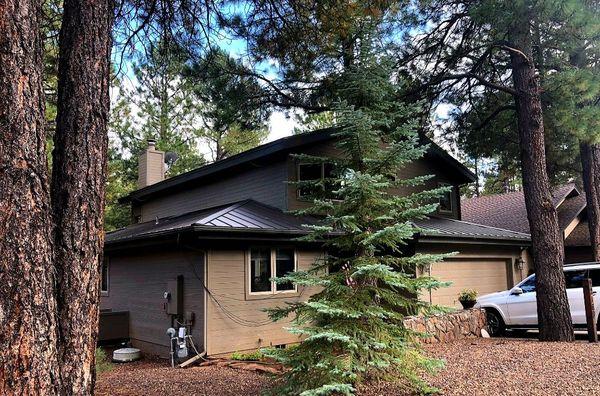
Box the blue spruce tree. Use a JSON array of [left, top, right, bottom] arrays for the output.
[[264, 37, 451, 396]]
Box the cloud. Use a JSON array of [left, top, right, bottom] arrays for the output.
[[267, 111, 298, 141]]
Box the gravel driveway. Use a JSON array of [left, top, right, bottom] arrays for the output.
[[96, 338, 600, 395]]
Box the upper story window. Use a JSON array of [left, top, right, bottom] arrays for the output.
[[297, 163, 337, 200], [438, 182, 454, 214], [249, 248, 297, 294], [101, 258, 109, 295]]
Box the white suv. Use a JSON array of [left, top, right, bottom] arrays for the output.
[[475, 262, 600, 336]]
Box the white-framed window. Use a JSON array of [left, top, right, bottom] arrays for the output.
[[438, 182, 454, 214], [248, 247, 297, 294], [101, 258, 109, 296]]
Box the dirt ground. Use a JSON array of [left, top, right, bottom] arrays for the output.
[[96, 338, 600, 396]]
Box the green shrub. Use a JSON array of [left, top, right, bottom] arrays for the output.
[[96, 348, 113, 374], [458, 289, 478, 302], [230, 350, 264, 361]]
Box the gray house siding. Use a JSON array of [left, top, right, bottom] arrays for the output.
[[135, 139, 464, 223], [286, 139, 462, 219], [100, 249, 205, 357], [138, 161, 288, 222]]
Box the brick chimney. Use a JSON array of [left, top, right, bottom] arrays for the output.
[[138, 139, 165, 188]]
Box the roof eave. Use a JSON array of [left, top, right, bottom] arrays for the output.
[[120, 129, 476, 204], [418, 234, 531, 246], [423, 138, 477, 184], [105, 225, 319, 247]]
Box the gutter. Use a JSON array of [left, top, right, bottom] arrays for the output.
[[417, 235, 532, 247]]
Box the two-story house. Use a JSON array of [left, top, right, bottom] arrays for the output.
[[102, 129, 531, 357]]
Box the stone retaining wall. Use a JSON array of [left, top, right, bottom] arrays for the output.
[[403, 308, 487, 344]]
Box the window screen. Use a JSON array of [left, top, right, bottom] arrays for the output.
[[250, 248, 272, 292], [275, 248, 295, 291]]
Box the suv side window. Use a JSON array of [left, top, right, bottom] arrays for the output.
[[564, 270, 588, 289], [589, 269, 600, 287], [520, 275, 536, 293]]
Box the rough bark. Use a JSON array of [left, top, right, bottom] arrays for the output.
[[52, 0, 113, 393], [580, 143, 600, 261], [0, 0, 61, 393], [509, 11, 574, 341]]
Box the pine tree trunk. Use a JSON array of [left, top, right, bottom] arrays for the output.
[[580, 143, 600, 261], [0, 0, 61, 393], [52, 0, 113, 393], [509, 13, 574, 342]]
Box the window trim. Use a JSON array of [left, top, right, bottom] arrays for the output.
[[247, 247, 273, 296], [438, 182, 455, 214], [101, 257, 109, 296], [247, 247, 298, 296]]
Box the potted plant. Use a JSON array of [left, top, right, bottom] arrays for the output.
[[458, 289, 478, 309]]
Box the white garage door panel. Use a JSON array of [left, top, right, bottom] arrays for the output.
[[429, 259, 509, 307]]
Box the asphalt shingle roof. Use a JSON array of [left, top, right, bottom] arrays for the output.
[[566, 221, 591, 247], [414, 217, 531, 242], [462, 183, 584, 234], [557, 193, 587, 230]]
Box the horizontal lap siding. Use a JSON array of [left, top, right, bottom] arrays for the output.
[[206, 249, 322, 356], [287, 141, 459, 219], [140, 161, 288, 222], [100, 250, 204, 357]]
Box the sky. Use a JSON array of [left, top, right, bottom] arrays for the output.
[[267, 111, 298, 141], [110, 9, 460, 162]]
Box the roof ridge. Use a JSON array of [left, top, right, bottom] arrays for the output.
[[554, 183, 579, 206], [195, 199, 252, 225], [462, 190, 524, 202], [462, 183, 578, 204], [123, 129, 475, 203]]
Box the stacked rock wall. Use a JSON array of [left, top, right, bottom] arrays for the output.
[[403, 309, 487, 343]]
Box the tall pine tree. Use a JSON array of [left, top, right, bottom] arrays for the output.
[[264, 37, 449, 396]]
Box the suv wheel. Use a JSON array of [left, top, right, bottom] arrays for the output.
[[486, 309, 505, 337]]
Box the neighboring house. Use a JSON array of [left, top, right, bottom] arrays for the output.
[[462, 183, 592, 264], [102, 129, 531, 357]]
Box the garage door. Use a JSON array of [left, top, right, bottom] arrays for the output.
[[428, 259, 510, 307]]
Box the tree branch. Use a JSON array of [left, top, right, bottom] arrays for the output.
[[475, 104, 516, 130], [438, 72, 518, 96]]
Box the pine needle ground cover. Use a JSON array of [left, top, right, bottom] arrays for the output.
[[263, 39, 451, 396]]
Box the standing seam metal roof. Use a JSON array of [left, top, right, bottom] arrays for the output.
[[105, 200, 317, 244], [106, 200, 531, 245]]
